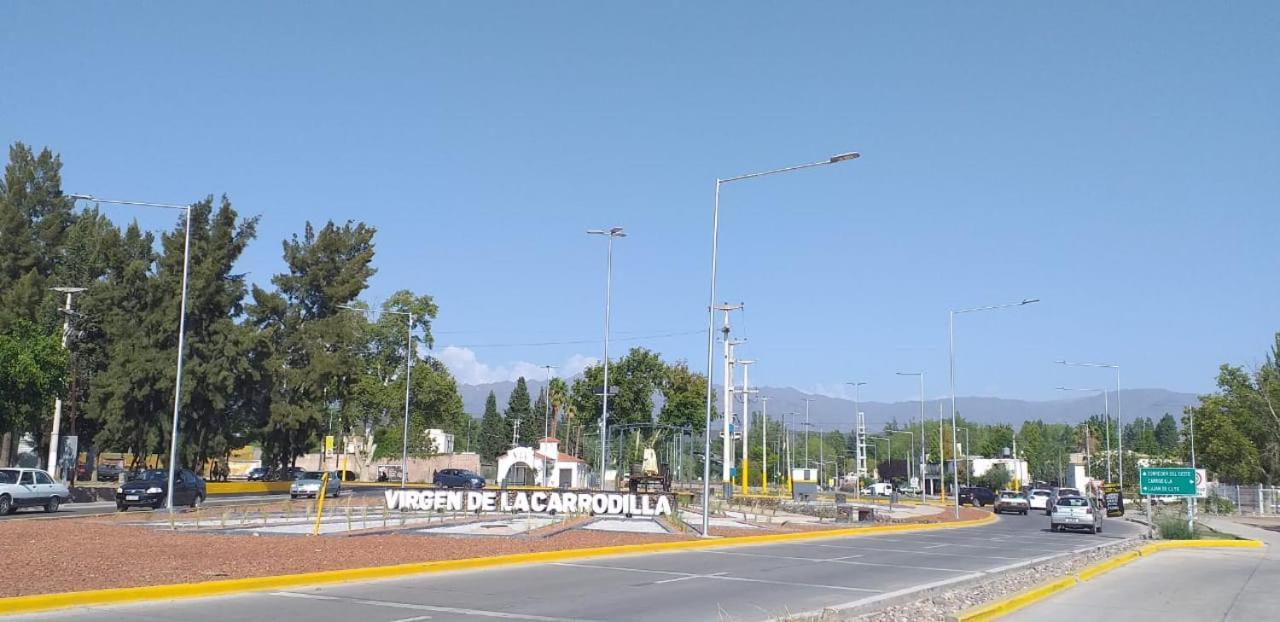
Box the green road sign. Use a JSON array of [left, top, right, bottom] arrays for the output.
[[1139, 467, 1196, 496]]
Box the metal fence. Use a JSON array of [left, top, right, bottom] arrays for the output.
[[1204, 483, 1280, 516]]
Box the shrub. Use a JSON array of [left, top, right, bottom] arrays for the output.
[[1156, 515, 1194, 540], [1206, 494, 1236, 515]]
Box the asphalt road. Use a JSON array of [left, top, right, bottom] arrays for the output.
[[5, 510, 1142, 621]]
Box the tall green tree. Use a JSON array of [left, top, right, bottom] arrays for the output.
[[0, 143, 75, 330], [478, 390, 506, 461], [505, 377, 535, 447], [251, 220, 376, 469], [659, 360, 711, 429], [1154, 413, 1179, 455], [0, 322, 66, 457]]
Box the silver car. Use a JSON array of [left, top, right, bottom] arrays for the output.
[[1050, 495, 1103, 534], [290, 471, 340, 499], [0, 468, 71, 514]]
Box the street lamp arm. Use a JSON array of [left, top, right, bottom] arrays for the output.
[[952, 298, 1040, 315], [1056, 360, 1119, 369], [67, 194, 190, 211], [718, 153, 859, 184]]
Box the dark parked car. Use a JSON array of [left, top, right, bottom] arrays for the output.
[[245, 467, 267, 481], [433, 468, 485, 489], [96, 463, 124, 482], [115, 468, 206, 511], [959, 486, 996, 507]]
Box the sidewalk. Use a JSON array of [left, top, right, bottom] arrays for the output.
[[1003, 517, 1277, 622]]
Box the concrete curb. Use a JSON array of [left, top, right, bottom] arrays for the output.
[[776, 532, 1138, 621], [951, 538, 1266, 622], [0, 511, 996, 617]]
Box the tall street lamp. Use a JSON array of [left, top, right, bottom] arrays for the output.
[[542, 364, 556, 439], [949, 298, 1039, 518], [897, 371, 926, 498], [587, 227, 625, 489], [1057, 360, 1123, 490], [1057, 386, 1111, 482], [340, 304, 414, 488], [68, 194, 192, 512], [699, 151, 859, 537]]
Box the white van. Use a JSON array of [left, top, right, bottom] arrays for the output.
[[861, 482, 894, 496]]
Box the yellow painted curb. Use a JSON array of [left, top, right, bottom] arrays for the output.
[[207, 482, 292, 495], [0, 511, 996, 617], [954, 538, 1266, 622]]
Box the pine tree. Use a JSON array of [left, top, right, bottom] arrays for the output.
[[505, 377, 534, 447], [478, 390, 506, 461], [1154, 413, 1179, 456], [251, 220, 376, 469]]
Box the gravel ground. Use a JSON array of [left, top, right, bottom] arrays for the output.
[[844, 537, 1143, 622]]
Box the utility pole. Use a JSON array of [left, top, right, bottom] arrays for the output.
[[47, 287, 86, 480], [802, 398, 815, 468], [760, 396, 769, 494], [738, 359, 756, 495], [714, 303, 744, 501], [542, 365, 556, 439]]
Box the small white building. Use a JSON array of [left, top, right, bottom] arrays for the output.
[[970, 458, 1030, 487], [425, 428, 455, 454], [496, 437, 586, 488]]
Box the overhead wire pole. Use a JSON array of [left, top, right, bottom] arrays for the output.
[[700, 152, 859, 537], [897, 371, 926, 500], [1057, 386, 1111, 482], [802, 398, 815, 468], [1057, 361, 1123, 491], [738, 359, 757, 496], [587, 227, 625, 489], [760, 395, 770, 494], [69, 194, 191, 513], [47, 286, 86, 480], [949, 298, 1039, 519], [542, 365, 556, 439]]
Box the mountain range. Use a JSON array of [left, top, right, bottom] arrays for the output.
[[458, 381, 1198, 432]]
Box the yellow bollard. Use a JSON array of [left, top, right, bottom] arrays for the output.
[[311, 472, 331, 536]]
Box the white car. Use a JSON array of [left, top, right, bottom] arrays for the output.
[[290, 471, 341, 499], [1028, 488, 1052, 510], [0, 468, 70, 514]]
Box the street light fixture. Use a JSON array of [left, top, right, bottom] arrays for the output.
[[587, 227, 625, 489], [699, 151, 859, 537], [1057, 360, 1123, 491], [68, 194, 192, 513], [339, 304, 415, 489], [949, 298, 1039, 518]]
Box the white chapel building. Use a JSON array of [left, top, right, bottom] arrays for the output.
[[496, 437, 586, 488]]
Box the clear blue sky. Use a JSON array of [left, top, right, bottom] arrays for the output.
[[3, 3, 1277, 401]]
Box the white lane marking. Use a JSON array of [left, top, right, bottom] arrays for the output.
[[550, 562, 882, 593], [390, 617, 433, 622], [653, 571, 727, 584], [796, 542, 1021, 560], [693, 549, 968, 573], [269, 592, 598, 621], [699, 549, 863, 563], [923, 543, 948, 549]]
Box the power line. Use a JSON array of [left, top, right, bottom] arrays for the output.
[[442, 329, 702, 349]]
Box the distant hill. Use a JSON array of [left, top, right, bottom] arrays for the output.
[[458, 381, 1198, 431]]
